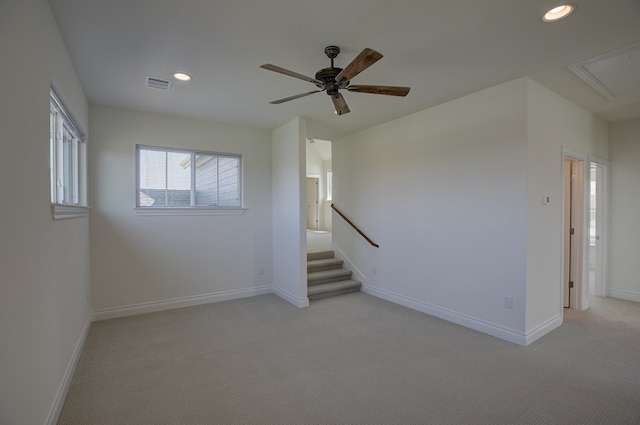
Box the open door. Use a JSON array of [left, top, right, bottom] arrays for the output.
[[563, 153, 587, 310]]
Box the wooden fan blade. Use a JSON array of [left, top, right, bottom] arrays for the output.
[[269, 90, 322, 104], [260, 64, 322, 85], [331, 93, 350, 116], [335, 48, 383, 83], [347, 85, 411, 97]]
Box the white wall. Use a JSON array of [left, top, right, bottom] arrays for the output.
[[333, 77, 610, 345], [272, 117, 308, 306], [306, 139, 332, 230], [524, 80, 608, 338], [0, 1, 91, 424], [306, 139, 324, 230], [89, 105, 273, 314], [323, 158, 333, 231], [609, 119, 640, 302], [333, 79, 529, 343]]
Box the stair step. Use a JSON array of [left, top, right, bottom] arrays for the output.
[[308, 280, 362, 301], [308, 268, 352, 286], [307, 250, 335, 261], [307, 257, 343, 272]]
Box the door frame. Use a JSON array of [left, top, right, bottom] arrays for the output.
[[588, 156, 610, 299], [562, 148, 588, 311]]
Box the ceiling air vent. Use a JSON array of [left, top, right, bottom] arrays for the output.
[[144, 75, 172, 91]]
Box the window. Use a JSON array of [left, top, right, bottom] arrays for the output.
[[136, 145, 242, 209], [326, 170, 332, 201], [50, 87, 87, 214]]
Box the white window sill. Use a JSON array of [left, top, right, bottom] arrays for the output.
[[133, 207, 247, 216], [52, 204, 89, 220]]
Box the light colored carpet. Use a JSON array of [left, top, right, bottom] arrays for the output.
[[57, 294, 640, 425], [307, 229, 332, 253]]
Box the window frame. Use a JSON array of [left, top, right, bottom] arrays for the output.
[[50, 87, 88, 219], [134, 145, 245, 215]]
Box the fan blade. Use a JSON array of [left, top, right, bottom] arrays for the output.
[[331, 93, 350, 116], [260, 64, 322, 85], [335, 48, 383, 83], [347, 85, 411, 97], [269, 90, 322, 104]]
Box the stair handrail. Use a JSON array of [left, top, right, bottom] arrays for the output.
[[331, 204, 380, 248]]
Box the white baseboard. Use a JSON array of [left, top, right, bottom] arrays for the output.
[[524, 314, 563, 346], [608, 288, 640, 303], [273, 286, 309, 308], [92, 286, 272, 321], [46, 314, 92, 425], [363, 284, 534, 346]]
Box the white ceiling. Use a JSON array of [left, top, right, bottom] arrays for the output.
[[49, 0, 640, 140], [308, 139, 332, 162]]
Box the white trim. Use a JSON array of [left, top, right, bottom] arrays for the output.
[[567, 41, 640, 100], [332, 244, 367, 284], [561, 147, 589, 311], [273, 286, 309, 308], [92, 286, 272, 321], [587, 156, 610, 298], [363, 284, 534, 345], [50, 84, 85, 139], [608, 289, 640, 303], [52, 204, 89, 220], [45, 314, 91, 425], [524, 314, 563, 346], [133, 207, 247, 216]]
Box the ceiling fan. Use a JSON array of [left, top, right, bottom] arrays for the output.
[[260, 46, 410, 115]]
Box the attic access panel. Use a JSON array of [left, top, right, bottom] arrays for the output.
[[568, 42, 640, 100]]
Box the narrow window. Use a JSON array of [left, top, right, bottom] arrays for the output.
[[50, 88, 85, 207]]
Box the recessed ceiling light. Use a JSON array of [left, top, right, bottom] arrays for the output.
[[543, 4, 575, 22], [173, 72, 192, 81]]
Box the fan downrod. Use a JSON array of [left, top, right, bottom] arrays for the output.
[[316, 46, 349, 94]]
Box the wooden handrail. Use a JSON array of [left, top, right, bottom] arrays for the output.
[[331, 204, 379, 248]]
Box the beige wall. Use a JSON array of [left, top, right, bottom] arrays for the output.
[[306, 139, 332, 231], [0, 1, 91, 424], [89, 105, 273, 312], [609, 119, 640, 302], [525, 79, 609, 335], [333, 77, 611, 345], [333, 79, 529, 343], [272, 117, 308, 306]]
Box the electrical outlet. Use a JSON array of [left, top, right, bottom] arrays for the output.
[[542, 193, 550, 205], [258, 267, 264, 276], [504, 296, 513, 309]]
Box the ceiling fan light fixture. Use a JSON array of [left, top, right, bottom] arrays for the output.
[[173, 72, 192, 81], [260, 46, 410, 115], [543, 4, 575, 22]]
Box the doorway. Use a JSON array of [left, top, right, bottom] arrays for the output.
[[562, 152, 608, 311], [305, 138, 333, 252], [563, 156, 585, 310], [588, 160, 608, 299]]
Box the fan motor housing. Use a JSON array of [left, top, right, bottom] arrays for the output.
[[315, 67, 349, 95]]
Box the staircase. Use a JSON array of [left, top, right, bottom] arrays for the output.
[[307, 251, 361, 301]]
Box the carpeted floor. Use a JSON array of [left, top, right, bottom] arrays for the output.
[[57, 293, 640, 425], [307, 229, 332, 253]]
